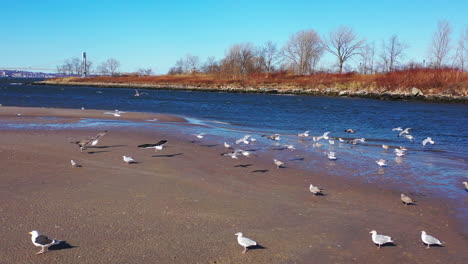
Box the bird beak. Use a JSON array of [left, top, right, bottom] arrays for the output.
[[28, 232, 32, 235]]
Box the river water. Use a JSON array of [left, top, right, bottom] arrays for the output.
[[1, 78, 467, 230]]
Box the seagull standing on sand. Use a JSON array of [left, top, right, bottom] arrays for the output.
[[369, 230, 394, 248], [273, 159, 284, 169], [421, 231, 443, 248], [29, 230, 61, 255], [309, 184, 323, 195], [123, 156, 136, 164], [422, 137, 435, 146], [376, 159, 387, 167], [400, 193, 415, 205], [70, 160, 81, 167], [224, 142, 231, 149], [235, 232, 257, 254]]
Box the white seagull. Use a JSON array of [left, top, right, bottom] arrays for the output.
[[29, 230, 62, 255], [235, 232, 257, 254], [338, 138, 345, 143], [273, 159, 284, 169], [298, 130, 310, 137], [398, 128, 411, 137], [382, 144, 389, 150], [283, 144, 295, 151], [404, 134, 415, 141], [392, 127, 403, 131], [194, 133, 206, 139], [394, 148, 406, 157], [328, 140, 335, 145], [122, 156, 136, 164], [422, 137, 435, 146], [316, 131, 331, 142], [70, 160, 81, 167], [327, 151, 337, 160], [369, 230, 394, 248], [309, 184, 323, 195], [236, 135, 251, 144], [463, 181, 468, 190], [224, 142, 231, 149], [421, 231, 443, 249], [376, 159, 387, 167]]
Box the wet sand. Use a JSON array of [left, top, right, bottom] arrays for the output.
[[0, 107, 466, 263]]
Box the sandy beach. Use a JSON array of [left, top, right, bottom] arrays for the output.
[[0, 107, 466, 263]]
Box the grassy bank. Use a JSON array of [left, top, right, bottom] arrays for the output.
[[39, 69, 468, 103]]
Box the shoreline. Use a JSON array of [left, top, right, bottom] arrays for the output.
[[34, 80, 468, 104], [1, 106, 467, 263]]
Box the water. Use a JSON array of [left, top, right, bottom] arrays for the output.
[[1, 78, 467, 228]]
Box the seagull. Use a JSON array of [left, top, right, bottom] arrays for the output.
[[29, 230, 61, 255], [315, 131, 331, 142], [72, 130, 108, 152], [250, 137, 257, 143], [104, 110, 126, 117], [327, 151, 337, 160], [404, 134, 415, 141], [134, 89, 140, 96], [309, 184, 323, 195], [273, 159, 284, 169], [369, 230, 394, 248], [348, 138, 365, 145], [463, 181, 468, 191], [394, 149, 406, 157], [193, 133, 206, 139], [122, 156, 136, 164], [328, 140, 335, 145], [298, 130, 310, 137], [262, 134, 280, 141], [400, 193, 415, 206], [70, 160, 81, 167], [344, 128, 356, 133], [224, 142, 231, 149], [376, 159, 387, 167], [398, 128, 411, 137], [421, 231, 443, 248], [338, 138, 345, 143], [392, 127, 403, 131], [382, 144, 389, 150], [137, 140, 168, 151], [236, 135, 251, 145], [235, 232, 257, 254], [283, 144, 295, 151], [422, 137, 435, 146]]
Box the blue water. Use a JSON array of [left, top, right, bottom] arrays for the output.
[[1, 78, 467, 228]]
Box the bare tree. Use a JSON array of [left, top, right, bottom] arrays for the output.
[[184, 54, 200, 73], [98, 58, 121, 76], [380, 35, 407, 72], [201, 56, 220, 73], [137, 68, 153, 76], [56, 57, 92, 76], [258, 41, 279, 74], [282, 30, 323, 75], [222, 43, 257, 78], [430, 20, 452, 68], [453, 28, 467, 71], [325, 26, 365, 73], [359, 42, 375, 74]]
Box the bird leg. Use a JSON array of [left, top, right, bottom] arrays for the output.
[[242, 247, 247, 254], [36, 247, 45, 254], [426, 244, 430, 249]]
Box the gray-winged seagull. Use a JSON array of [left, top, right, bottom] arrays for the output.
[[235, 232, 257, 254]]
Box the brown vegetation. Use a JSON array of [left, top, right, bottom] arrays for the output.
[[50, 68, 468, 97]]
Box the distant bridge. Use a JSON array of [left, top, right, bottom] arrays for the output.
[[0, 67, 56, 71]]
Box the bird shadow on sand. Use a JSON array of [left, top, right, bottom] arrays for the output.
[[251, 169, 269, 173], [234, 164, 253, 168], [376, 243, 396, 248], [248, 244, 267, 251], [89, 145, 127, 149], [201, 144, 218, 147], [86, 151, 110, 154], [152, 153, 184, 158], [290, 157, 305, 161], [190, 140, 202, 144], [48, 241, 77, 251]]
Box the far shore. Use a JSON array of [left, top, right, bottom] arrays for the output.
[[0, 106, 467, 263]]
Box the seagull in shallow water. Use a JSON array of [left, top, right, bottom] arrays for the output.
[[421, 231, 443, 248], [309, 184, 323, 195], [122, 156, 136, 164], [369, 230, 394, 248], [344, 128, 356, 133], [376, 159, 387, 167], [235, 232, 257, 254], [327, 151, 337, 160], [400, 193, 415, 205], [273, 159, 284, 169], [29, 230, 62, 255], [394, 148, 406, 157], [298, 130, 310, 137], [422, 137, 435, 146]]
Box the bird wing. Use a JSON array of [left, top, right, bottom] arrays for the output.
[[35, 235, 54, 245], [375, 234, 392, 243], [425, 235, 441, 244], [93, 131, 108, 141], [138, 140, 167, 148], [239, 237, 257, 247]]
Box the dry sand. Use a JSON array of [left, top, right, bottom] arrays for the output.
[[0, 107, 466, 263]]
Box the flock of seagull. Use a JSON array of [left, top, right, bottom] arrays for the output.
[[27, 118, 467, 255]]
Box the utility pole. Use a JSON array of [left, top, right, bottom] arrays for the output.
[[82, 52, 87, 77]]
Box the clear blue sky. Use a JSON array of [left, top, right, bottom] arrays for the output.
[[1, 0, 467, 73]]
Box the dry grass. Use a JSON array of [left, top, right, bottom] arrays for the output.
[[49, 69, 468, 96]]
